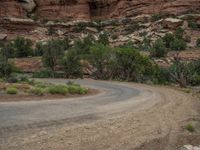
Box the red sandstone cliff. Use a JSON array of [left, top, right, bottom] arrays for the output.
[[0, 0, 199, 21]]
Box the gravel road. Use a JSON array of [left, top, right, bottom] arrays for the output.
[[0, 79, 198, 150]]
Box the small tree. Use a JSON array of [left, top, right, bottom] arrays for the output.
[[169, 58, 192, 87], [175, 27, 184, 39], [89, 43, 111, 78], [0, 48, 13, 78], [98, 32, 109, 45], [42, 39, 65, 71], [196, 38, 200, 47], [162, 33, 175, 48], [61, 49, 83, 78], [13, 37, 33, 58], [150, 39, 167, 58], [170, 38, 187, 51], [34, 42, 44, 56]]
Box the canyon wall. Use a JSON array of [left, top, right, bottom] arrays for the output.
[[0, 0, 199, 20]]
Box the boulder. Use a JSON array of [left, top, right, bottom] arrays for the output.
[[85, 27, 98, 33], [0, 34, 7, 40], [162, 18, 183, 29], [20, 0, 36, 12]]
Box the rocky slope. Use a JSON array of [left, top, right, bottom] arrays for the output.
[[0, 0, 200, 47], [1, 0, 200, 20]]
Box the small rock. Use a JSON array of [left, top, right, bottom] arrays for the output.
[[0, 34, 7, 40]]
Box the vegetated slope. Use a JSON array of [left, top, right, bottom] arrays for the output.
[[0, 0, 200, 47]]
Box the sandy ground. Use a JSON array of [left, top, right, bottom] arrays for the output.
[[0, 81, 199, 150]]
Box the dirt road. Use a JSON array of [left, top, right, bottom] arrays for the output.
[[0, 79, 199, 150]]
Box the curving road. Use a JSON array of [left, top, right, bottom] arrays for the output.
[[0, 79, 197, 150], [0, 79, 155, 129]]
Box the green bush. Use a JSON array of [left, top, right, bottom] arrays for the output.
[[6, 87, 18, 95], [191, 74, 200, 86], [32, 69, 55, 78], [151, 14, 162, 22], [13, 37, 33, 58], [67, 85, 88, 94], [30, 88, 44, 96], [7, 73, 29, 83], [150, 39, 167, 58], [170, 38, 187, 51], [48, 85, 68, 95], [48, 27, 56, 35], [125, 23, 140, 34], [79, 88, 88, 94], [68, 85, 81, 94], [98, 32, 109, 45], [42, 39, 65, 71], [89, 43, 112, 79], [73, 22, 87, 33], [61, 50, 83, 78], [186, 124, 195, 132], [0, 47, 14, 78], [196, 38, 200, 47], [188, 20, 198, 29], [175, 27, 184, 39], [34, 42, 44, 56], [162, 33, 175, 48]]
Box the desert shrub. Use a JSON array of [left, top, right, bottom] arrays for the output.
[[48, 85, 68, 95], [98, 32, 109, 45], [186, 124, 195, 132], [48, 27, 56, 35], [151, 14, 162, 22], [162, 33, 175, 48], [140, 37, 151, 51], [170, 38, 187, 51], [89, 43, 112, 79], [61, 50, 83, 78], [0, 48, 13, 78], [42, 39, 65, 71], [79, 88, 88, 94], [150, 39, 167, 58], [68, 85, 88, 94], [34, 42, 44, 56], [68, 85, 81, 94], [112, 47, 157, 82], [32, 69, 58, 78], [73, 35, 95, 56], [151, 67, 170, 85], [7, 73, 29, 83], [191, 74, 200, 86], [73, 22, 87, 33], [125, 23, 140, 34], [196, 38, 200, 47], [0, 42, 15, 58], [6, 87, 18, 95], [175, 27, 184, 39], [169, 59, 192, 87], [188, 20, 198, 29], [30, 88, 44, 96], [13, 37, 33, 58]]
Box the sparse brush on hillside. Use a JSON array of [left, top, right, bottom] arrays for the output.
[[150, 39, 167, 58], [197, 38, 200, 47], [42, 39, 67, 72], [13, 37, 33, 58], [0, 46, 14, 78]]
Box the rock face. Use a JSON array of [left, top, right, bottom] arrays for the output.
[[0, 0, 199, 46], [0, 0, 26, 18], [0, 0, 200, 20]]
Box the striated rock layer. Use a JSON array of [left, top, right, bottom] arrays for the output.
[[0, 0, 200, 20]]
